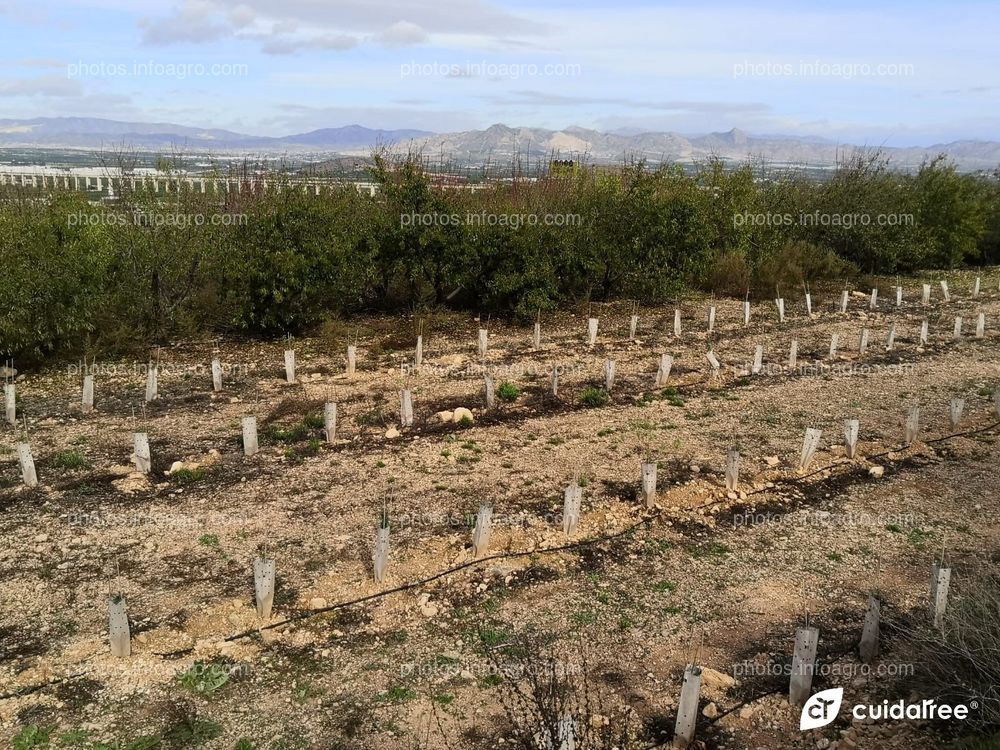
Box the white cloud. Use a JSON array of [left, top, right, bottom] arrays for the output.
[[0, 75, 83, 97], [228, 4, 255, 28], [139, 0, 230, 45], [257, 33, 359, 55], [372, 21, 428, 48], [136, 0, 540, 52]]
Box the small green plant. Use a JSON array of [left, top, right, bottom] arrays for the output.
[[662, 387, 685, 407], [688, 542, 730, 561], [163, 715, 222, 747], [293, 680, 321, 704], [198, 534, 220, 548], [580, 387, 610, 407], [57, 730, 90, 747], [13, 725, 50, 750], [265, 422, 309, 443], [171, 467, 207, 484], [178, 661, 231, 697], [908, 527, 933, 549], [377, 685, 417, 704], [303, 412, 325, 429], [51, 449, 90, 471], [497, 382, 520, 402]]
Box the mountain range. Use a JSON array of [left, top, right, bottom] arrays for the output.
[[1, 117, 998, 171], [0, 118, 431, 152]]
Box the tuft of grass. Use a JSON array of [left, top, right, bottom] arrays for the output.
[[303, 412, 325, 429], [198, 534, 220, 548], [377, 685, 417, 704], [497, 382, 520, 402], [13, 725, 50, 750], [171, 467, 207, 484], [51, 449, 90, 471], [264, 422, 310, 443], [908, 527, 933, 549], [688, 542, 730, 561], [661, 387, 685, 407], [580, 387, 610, 407]]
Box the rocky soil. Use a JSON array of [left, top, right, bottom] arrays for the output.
[[1, 272, 998, 749]]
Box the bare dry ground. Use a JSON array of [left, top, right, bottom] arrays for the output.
[[2, 271, 999, 750]]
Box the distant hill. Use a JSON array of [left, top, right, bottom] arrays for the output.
[[1, 117, 998, 171], [0, 117, 432, 152], [407, 124, 1000, 171]]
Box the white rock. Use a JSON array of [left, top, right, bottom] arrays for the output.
[[434, 410, 454, 423], [868, 466, 885, 478], [765, 456, 780, 467], [702, 702, 719, 718], [452, 407, 474, 424], [385, 427, 401, 439], [701, 666, 737, 690]]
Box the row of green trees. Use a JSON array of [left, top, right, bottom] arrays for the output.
[[1, 151, 997, 362]]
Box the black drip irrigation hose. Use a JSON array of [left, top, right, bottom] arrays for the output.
[[222, 417, 1000, 642], [692, 418, 1000, 511], [225, 517, 652, 641]]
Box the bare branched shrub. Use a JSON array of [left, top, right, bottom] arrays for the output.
[[897, 571, 1000, 732], [482, 631, 640, 749]]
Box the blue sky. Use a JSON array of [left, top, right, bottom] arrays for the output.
[[0, 0, 997, 144]]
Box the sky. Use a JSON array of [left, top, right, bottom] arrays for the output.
[[0, 0, 998, 145]]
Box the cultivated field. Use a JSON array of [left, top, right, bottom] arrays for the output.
[[2, 270, 999, 750]]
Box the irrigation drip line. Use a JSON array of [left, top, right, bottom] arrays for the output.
[[0, 672, 84, 701], [692, 418, 1000, 512], [224, 516, 652, 642], [225, 417, 1000, 642]]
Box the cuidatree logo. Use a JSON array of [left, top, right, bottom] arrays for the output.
[[800, 688, 844, 730], [800, 689, 974, 731]]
